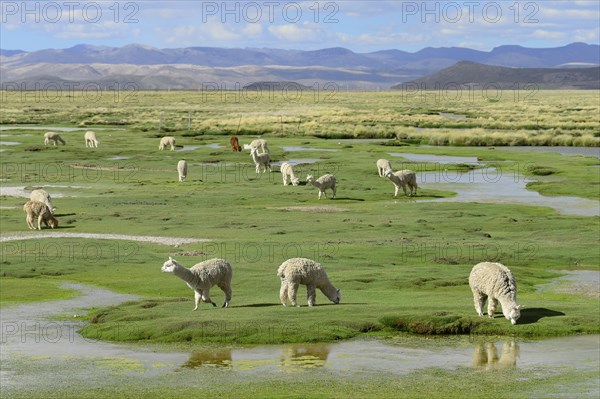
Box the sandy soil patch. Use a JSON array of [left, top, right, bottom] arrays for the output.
[[273, 205, 348, 212], [0, 232, 209, 247], [537, 270, 600, 298]]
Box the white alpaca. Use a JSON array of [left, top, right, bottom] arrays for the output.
[[306, 174, 336, 199], [23, 200, 58, 230], [376, 159, 392, 177], [159, 136, 176, 151], [469, 262, 522, 325], [161, 257, 232, 311], [177, 160, 188, 182], [277, 257, 340, 307], [243, 139, 269, 154], [30, 189, 55, 214], [385, 169, 418, 197], [84, 131, 99, 147], [280, 162, 300, 186], [44, 132, 66, 146], [250, 147, 271, 173]]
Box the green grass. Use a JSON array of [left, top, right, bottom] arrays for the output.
[[0, 132, 598, 342], [1, 90, 598, 398]]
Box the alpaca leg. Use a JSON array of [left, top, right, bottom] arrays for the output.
[[402, 184, 409, 196], [37, 214, 44, 230], [472, 290, 486, 316], [202, 288, 217, 307], [280, 281, 289, 306], [487, 298, 498, 318], [194, 291, 202, 311], [218, 282, 232, 308], [332, 185, 336, 199], [394, 185, 399, 197], [288, 283, 300, 307], [26, 215, 34, 229], [306, 284, 316, 307]]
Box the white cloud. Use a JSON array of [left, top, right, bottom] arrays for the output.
[[532, 30, 567, 40], [268, 23, 319, 42]]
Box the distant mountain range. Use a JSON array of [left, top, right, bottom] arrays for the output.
[[1, 42, 598, 90], [391, 61, 600, 90]]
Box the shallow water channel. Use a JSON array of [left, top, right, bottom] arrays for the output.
[[389, 153, 599, 216], [0, 283, 598, 395]]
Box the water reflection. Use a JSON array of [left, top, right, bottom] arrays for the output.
[[472, 341, 519, 370], [183, 350, 232, 369], [280, 344, 330, 371]]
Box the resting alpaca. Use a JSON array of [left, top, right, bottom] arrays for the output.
[[161, 257, 232, 311], [243, 139, 269, 154], [177, 160, 188, 182], [385, 169, 418, 197], [250, 147, 271, 173], [277, 257, 340, 307], [84, 131, 99, 147], [376, 159, 392, 177], [469, 262, 522, 325], [23, 200, 58, 230], [280, 162, 300, 186], [44, 132, 66, 146], [159, 136, 176, 151], [230, 136, 242, 152], [306, 174, 336, 199], [30, 189, 55, 214]]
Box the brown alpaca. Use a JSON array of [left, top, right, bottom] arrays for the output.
[[23, 201, 58, 230], [230, 136, 242, 152]]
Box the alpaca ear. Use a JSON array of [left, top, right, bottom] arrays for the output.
[[169, 256, 173, 262], [336, 289, 340, 294]]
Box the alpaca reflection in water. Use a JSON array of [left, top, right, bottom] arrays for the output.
[[280, 344, 330, 371], [183, 350, 232, 369], [473, 341, 520, 370]]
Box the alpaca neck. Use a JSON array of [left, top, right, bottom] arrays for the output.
[[318, 282, 338, 301], [498, 295, 518, 317], [172, 263, 196, 284]]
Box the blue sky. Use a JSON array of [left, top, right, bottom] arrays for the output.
[[1, 1, 599, 52]]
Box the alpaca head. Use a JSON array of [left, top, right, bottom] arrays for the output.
[[291, 177, 300, 186], [331, 289, 341, 304], [47, 216, 58, 229], [507, 305, 522, 325], [306, 175, 314, 183], [161, 257, 179, 273]]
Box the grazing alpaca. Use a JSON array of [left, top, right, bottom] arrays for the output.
[[376, 159, 392, 177], [277, 257, 340, 307], [306, 174, 336, 199], [469, 262, 522, 325], [177, 160, 188, 182], [23, 200, 58, 230], [250, 147, 271, 173], [159, 136, 176, 151], [161, 257, 232, 311], [243, 139, 269, 154], [230, 136, 242, 152], [280, 162, 300, 186], [30, 189, 55, 214], [44, 132, 66, 146], [384, 169, 418, 197], [84, 131, 99, 147]]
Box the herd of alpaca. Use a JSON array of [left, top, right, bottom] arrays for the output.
[[30, 131, 525, 324], [39, 132, 418, 200], [162, 255, 521, 325]]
